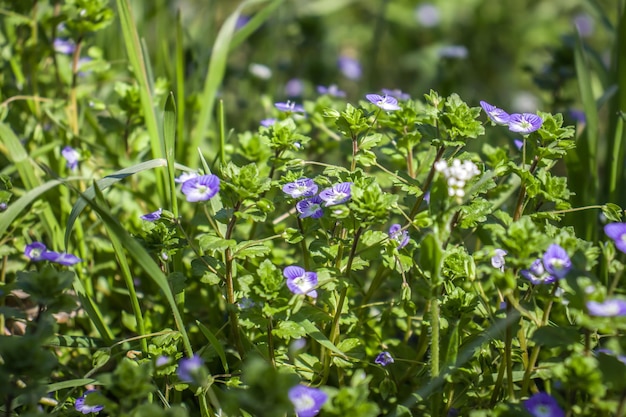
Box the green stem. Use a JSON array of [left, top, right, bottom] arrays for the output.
[[297, 217, 310, 270], [505, 301, 515, 400], [430, 294, 441, 416], [224, 201, 245, 358], [408, 146, 446, 220]]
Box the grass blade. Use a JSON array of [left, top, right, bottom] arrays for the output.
[[197, 320, 229, 373]]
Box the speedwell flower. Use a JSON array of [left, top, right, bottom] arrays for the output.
[[382, 88, 410, 101], [491, 249, 507, 271], [524, 392, 565, 417], [54, 38, 75, 55], [542, 244, 571, 279], [366, 94, 401, 111], [586, 299, 626, 317], [317, 84, 346, 97], [338, 55, 362, 80], [175, 172, 199, 184], [521, 258, 557, 285], [62, 146, 80, 171], [296, 196, 324, 219], [177, 354, 205, 384], [75, 390, 104, 414], [319, 182, 352, 206], [284, 266, 318, 298], [24, 242, 48, 261], [604, 223, 626, 253], [283, 178, 318, 198], [25, 242, 81, 266], [479, 101, 510, 125], [389, 224, 409, 249], [508, 113, 543, 134], [260, 118, 276, 127], [375, 351, 394, 366], [288, 385, 328, 417], [181, 174, 220, 203], [140, 208, 162, 221], [275, 101, 305, 113]]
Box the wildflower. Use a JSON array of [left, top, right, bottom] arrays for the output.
[[249, 63, 272, 80], [181, 174, 220, 202], [438, 45, 468, 59], [260, 118, 276, 127], [174, 172, 199, 184], [285, 78, 304, 97], [155, 356, 171, 367], [508, 113, 543, 134], [569, 109, 586, 124], [434, 159, 480, 198], [542, 244, 571, 279], [597, 348, 626, 365], [54, 38, 75, 55], [238, 297, 255, 309], [275, 101, 305, 113], [319, 182, 352, 206], [140, 208, 162, 221], [283, 178, 318, 198], [382, 88, 410, 101], [296, 196, 324, 219], [389, 224, 409, 249], [365, 94, 401, 111], [479, 101, 510, 125], [374, 351, 394, 366], [24, 242, 81, 266], [573, 13, 594, 37], [75, 390, 104, 414], [24, 242, 48, 261], [317, 84, 346, 97], [337, 55, 362, 80], [415, 3, 440, 27], [604, 223, 626, 253], [284, 266, 318, 298], [235, 15, 250, 30], [491, 249, 507, 271], [288, 385, 327, 417], [524, 392, 564, 417], [514, 139, 524, 150], [62, 146, 80, 171], [586, 299, 626, 317], [521, 258, 556, 285], [0, 202, 6, 211], [177, 354, 205, 383]]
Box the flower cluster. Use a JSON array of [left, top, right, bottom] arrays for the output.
[[434, 159, 480, 198], [282, 178, 353, 219], [284, 266, 318, 298], [25, 242, 81, 266], [521, 244, 571, 284], [288, 385, 327, 417], [480, 101, 543, 134]]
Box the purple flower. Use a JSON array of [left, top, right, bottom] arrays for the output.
[[480, 101, 510, 125], [587, 299, 626, 317], [491, 249, 507, 271], [569, 109, 586, 124], [235, 15, 250, 30], [508, 113, 543, 134], [177, 354, 205, 383], [438, 45, 468, 59], [389, 224, 409, 249], [366, 94, 401, 111], [521, 258, 557, 285], [155, 356, 171, 367], [62, 146, 80, 171], [319, 182, 352, 206], [24, 242, 48, 261], [414, 3, 440, 27], [524, 392, 564, 417], [573, 13, 594, 37], [75, 390, 104, 414], [288, 385, 327, 417], [296, 196, 324, 219], [514, 139, 524, 150], [285, 78, 304, 97], [604, 223, 626, 253], [181, 174, 220, 202], [337, 55, 362, 80], [381, 88, 410, 101], [260, 118, 276, 127], [175, 172, 199, 184], [283, 178, 318, 198], [0, 202, 6, 211], [542, 244, 571, 279], [284, 266, 318, 298], [375, 351, 394, 366], [317, 84, 346, 97], [140, 208, 162, 221], [275, 101, 305, 113], [24, 242, 81, 266], [54, 38, 75, 55]]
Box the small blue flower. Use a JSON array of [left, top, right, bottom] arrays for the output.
[[260, 118, 276, 127], [24, 242, 48, 261], [366, 94, 401, 111], [542, 244, 571, 279], [288, 385, 328, 417], [75, 390, 104, 414], [604, 223, 626, 254], [415, 3, 441, 27], [524, 392, 564, 417], [491, 249, 507, 271], [177, 354, 205, 383], [275, 101, 305, 113], [283, 178, 318, 198], [521, 258, 556, 285], [388, 224, 409, 249], [382, 88, 410, 101], [140, 208, 162, 222], [587, 299, 626, 317], [284, 266, 318, 298], [319, 182, 352, 206], [375, 351, 394, 366], [174, 172, 199, 184], [337, 55, 362, 80], [285, 78, 304, 97], [54, 38, 75, 55], [62, 146, 80, 171], [317, 84, 346, 97], [181, 174, 220, 202], [296, 196, 324, 219], [0, 202, 6, 211], [514, 139, 524, 150], [480, 101, 510, 125], [155, 355, 171, 367], [508, 113, 543, 134], [437, 45, 468, 59], [24, 242, 81, 266]]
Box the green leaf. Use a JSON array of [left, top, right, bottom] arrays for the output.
[[197, 320, 229, 373], [531, 325, 581, 348]]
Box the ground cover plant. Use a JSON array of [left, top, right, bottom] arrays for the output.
[[2, 0, 626, 416]]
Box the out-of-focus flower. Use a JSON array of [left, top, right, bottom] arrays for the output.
[[24, 242, 48, 261], [249, 63, 272, 80], [177, 354, 205, 384], [75, 390, 104, 414], [283, 178, 318, 198], [514, 139, 524, 150], [569, 109, 586, 124], [284, 266, 318, 298], [296, 196, 324, 219], [521, 258, 556, 285], [338, 55, 362, 80], [236, 15, 250, 30], [389, 224, 409, 249], [155, 356, 171, 367], [275, 101, 305, 113], [175, 172, 199, 184], [524, 392, 564, 417], [573, 13, 594, 37], [366, 94, 401, 111], [288, 385, 327, 417], [54, 38, 75, 55], [604, 223, 626, 253], [319, 182, 352, 206], [542, 244, 571, 279], [434, 159, 480, 198], [597, 348, 626, 365], [285, 78, 304, 97], [508, 113, 543, 134], [260, 118, 276, 127], [438, 45, 468, 59], [0, 202, 6, 211], [374, 351, 394, 366], [62, 146, 80, 171], [415, 3, 440, 27], [140, 208, 162, 221], [586, 299, 626, 317], [181, 174, 220, 202], [480, 101, 510, 125], [382, 88, 410, 101], [491, 249, 507, 271], [317, 84, 346, 97]]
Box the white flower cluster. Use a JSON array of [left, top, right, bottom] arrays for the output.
[[434, 159, 480, 197]]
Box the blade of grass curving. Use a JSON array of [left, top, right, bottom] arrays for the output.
[[46, 335, 107, 349], [64, 158, 167, 248], [300, 319, 348, 359], [47, 379, 99, 392], [188, 0, 274, 168], [196, 320, 229, 373], [175, 10, 186, 163], [73, 276, 115, 344], [609, 114, 625, 202], [164, 93, 179, 218], [228, 0, 284, 51]]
